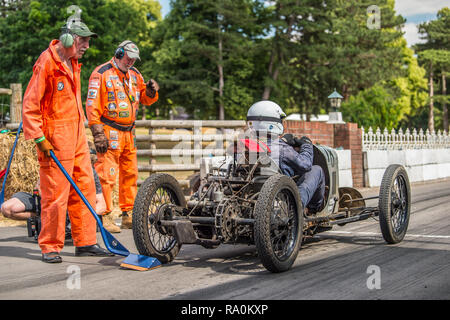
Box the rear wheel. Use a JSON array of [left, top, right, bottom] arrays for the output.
[[378, 165, 411, 244], [254, 174, 303, 273], [132, 173, 186, 263]]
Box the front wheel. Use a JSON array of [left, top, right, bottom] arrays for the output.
[[254, 174, 303, 273], [132, 173, 186, 263], [378, 164, 411, 244]]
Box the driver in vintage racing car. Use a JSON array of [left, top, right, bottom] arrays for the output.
[[246, 100, 326, 213]]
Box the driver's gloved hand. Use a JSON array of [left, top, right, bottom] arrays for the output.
[[282, 134, 296, 147], [299, 136, 312, 146], [293, 137, 303, 147]]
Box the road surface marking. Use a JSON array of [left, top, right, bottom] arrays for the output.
[[324, 231, 450, 239]]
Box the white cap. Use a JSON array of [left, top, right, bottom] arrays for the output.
[[118, 40, 140, 60]]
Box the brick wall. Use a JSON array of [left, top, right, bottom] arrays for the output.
[[284, 120, 364, 187], [284, 121, 335, 147]]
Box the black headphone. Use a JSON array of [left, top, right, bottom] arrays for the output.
[[114, 41, 134, 60]]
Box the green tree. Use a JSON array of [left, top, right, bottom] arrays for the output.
[[342, 41, 428, 130], [415, 7, 450, 132], [262, 0, 411, 122], [393, 44, 429, 129], [341, 84, 400, 129], [258, 0, 334, 117], [0, 0, 161, 111], [144, 0, 263, 120], [334, 0, 431, 130], [328, 0, 405, 101]]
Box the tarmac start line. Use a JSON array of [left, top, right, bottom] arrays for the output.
[[322, 230, 450, 239]]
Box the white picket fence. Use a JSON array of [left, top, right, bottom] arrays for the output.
[[362, 127, 450, 186], [362, 127, 450, 151]]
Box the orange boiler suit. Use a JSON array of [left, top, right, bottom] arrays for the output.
[[86, 59, 158, 215], [22, 39, 97, 253]]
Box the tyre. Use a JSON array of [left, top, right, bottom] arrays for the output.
[[132, 173, 186, 263], [254, 174, 303, 273], [378, 164, 411, 244]]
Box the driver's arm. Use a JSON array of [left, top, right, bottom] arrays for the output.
[[284, 142, 313, 174]]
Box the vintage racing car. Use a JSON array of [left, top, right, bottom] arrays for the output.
[[131, 138, 411, 273]]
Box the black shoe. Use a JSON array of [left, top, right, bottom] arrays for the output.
[[75, 244, 114, 257], [42, 252, 62, 263]]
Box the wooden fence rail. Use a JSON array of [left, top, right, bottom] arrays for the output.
[[0, 88, 12, 95], [135, 119, 246, 187]]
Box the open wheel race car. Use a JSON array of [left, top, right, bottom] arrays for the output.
[[132, 138, 411, 273]]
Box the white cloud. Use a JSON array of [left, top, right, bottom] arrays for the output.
[[395, 0, 448, 16], [402, 22, 426, 47], [394, 0, 448, 47]]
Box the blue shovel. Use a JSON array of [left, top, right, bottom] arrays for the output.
[[0, 122, 23, 205], [49, 150, 161, 271]]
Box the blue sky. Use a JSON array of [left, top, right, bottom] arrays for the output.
[[159, 0, 171, 18], [158, 0, 448, 46]]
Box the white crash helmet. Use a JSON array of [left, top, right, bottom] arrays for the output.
[[246, 100, 286, 135]]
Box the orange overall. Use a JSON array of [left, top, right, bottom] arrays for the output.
[[86, 58, 158, 214], [22, 40, 97, 253]]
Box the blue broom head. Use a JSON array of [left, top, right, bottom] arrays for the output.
[[120, 254, 162, 271]]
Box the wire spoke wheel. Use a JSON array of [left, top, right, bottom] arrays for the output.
[[132, 173, 186, 263], [147, 187, 178, 253], [379, 165, 411, 244], [390, 174, 408, 234], [254, 174, 303, 273], [270, 190, 298, 261]]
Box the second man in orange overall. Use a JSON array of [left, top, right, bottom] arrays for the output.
[[86, 40, 159, 232]]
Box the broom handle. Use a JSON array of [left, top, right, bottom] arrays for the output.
[[49, 150, 102, 226], [50, 150, 132, 257], [0, 122, 22, 202]]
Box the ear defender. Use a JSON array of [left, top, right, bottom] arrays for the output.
[[115, 46, 125, 60], [60, 26, 74, 48], [114, 41, 134, 60]]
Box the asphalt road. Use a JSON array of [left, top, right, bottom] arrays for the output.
[[0, 178, 449, 300]]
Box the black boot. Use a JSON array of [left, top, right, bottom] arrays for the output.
[[42, 252, 62, 263], [75, 244, 114, 257]]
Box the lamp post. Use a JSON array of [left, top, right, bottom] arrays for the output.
[[327, 88, 345, 124]]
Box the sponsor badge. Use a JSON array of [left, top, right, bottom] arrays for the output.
[[89, 80, 100, 88], [119, 111, 130, 118], [117, 91, 126, 100], [109, 130, 119, 141], [88, 89, 97, 99]]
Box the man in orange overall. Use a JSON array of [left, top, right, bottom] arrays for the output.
[[22, 22, 112, 263], [86, 40, 159, 232]]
